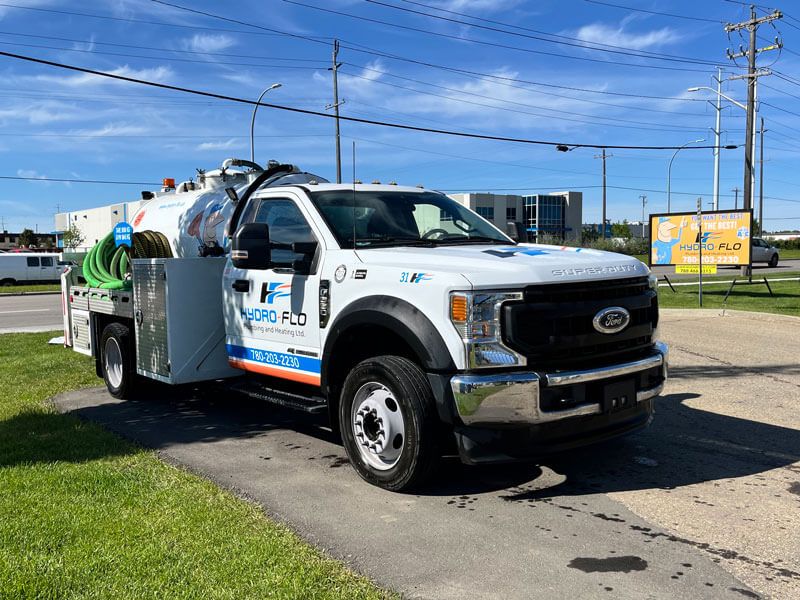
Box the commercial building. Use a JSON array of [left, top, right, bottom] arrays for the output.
[[55, 200, 147, 251], [446, 191, 583, 242], [0, 231, 57, 251]]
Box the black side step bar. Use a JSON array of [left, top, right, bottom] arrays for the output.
[[228, 381, 327, 414]]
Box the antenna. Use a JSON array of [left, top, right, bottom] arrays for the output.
[[352, 140, 357, 250]]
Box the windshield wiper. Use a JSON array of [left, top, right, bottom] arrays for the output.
[[434, 236, 516, 246], [356, 237, 434, 248]]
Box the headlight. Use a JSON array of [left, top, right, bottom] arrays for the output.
[[449, 291, 526, 369], [648, 273, 658, 291]]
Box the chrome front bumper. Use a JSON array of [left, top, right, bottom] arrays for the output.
[[451, 342, 668, 426]]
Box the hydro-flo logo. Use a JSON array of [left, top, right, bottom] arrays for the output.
[[260, 282, 291, 304], [240, 281, 307, 326]]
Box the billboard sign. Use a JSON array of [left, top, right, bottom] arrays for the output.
[[649, 210, 752, 267]]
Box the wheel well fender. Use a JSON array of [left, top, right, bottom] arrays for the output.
[[321, 295, 456, 395]]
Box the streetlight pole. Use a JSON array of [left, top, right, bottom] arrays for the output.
[[250, 83, 282, 164], [667, 138, 704, 213]]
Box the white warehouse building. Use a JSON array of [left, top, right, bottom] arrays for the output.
[[447, 191, 583, 243], [55, 199, 148, 252]]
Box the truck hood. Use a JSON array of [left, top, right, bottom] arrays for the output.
[[355, 243, 650, 288]]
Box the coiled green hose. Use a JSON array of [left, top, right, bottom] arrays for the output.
[[82, 230, 172, 290]]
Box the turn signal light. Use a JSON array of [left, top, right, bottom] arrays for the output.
[[162, 178, 175, 188], [450, 294, 468, 323]]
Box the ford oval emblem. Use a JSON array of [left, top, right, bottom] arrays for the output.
[[592, 306, 631, 334]]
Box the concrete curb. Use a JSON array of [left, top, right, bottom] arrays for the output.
[[661, 307, 800, 323]]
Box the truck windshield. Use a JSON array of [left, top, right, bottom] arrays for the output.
[[309, 190, 515, 249]]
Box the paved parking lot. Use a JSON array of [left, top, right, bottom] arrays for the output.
[[52, 309, 800, 599]]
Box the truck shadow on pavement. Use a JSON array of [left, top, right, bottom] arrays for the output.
[[55, 385, 800, 499]]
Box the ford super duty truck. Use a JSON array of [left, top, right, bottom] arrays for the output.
[[62, 160, 667, 491]]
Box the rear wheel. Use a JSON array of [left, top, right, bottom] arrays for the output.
[[0, 278, 15, 286], [339, 356, 440, 491], [769, 253, 779, 268], [100, 322, 135, 399]]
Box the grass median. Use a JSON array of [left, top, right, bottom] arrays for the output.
[[0, 283, 61, 294], [657, 278, 800, 317], [0, 332, 389, 599]]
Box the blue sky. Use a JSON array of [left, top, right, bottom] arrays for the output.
[[1, 0, 799, 233]]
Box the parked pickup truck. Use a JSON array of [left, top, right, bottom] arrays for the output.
[[62, 160, 667, 491]]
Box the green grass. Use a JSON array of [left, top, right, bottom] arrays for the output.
[[658, 279, 800, 317], [779, 248, 800, 260], [0, 283, 61, 294], [0, 332, 390, 599]]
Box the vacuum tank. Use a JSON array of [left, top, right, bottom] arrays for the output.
[[130, 158, 327, 258]]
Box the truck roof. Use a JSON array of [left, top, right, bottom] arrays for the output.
[[283, 183, 436, 195]]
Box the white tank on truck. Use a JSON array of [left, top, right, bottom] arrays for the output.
[[130, 158, 328, 258]]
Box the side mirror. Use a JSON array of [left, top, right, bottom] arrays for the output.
[[231, 223, 272, 270]]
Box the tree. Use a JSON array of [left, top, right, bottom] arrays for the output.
[[62, 223, 85, 251], [18, 228, 35, 248], [611, 220, 632, 239]]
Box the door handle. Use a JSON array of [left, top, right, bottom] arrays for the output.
[[232, 279, 250, 293]]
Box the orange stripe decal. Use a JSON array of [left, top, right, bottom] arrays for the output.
[[228, 358, 321, 386]]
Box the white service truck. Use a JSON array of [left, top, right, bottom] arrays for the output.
[[62, 159, 667, 491]]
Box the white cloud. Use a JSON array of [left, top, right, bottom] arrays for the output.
[[196, 138, 240, 151], [0, 103, 79, 125], [34, 65, 174, 88], [184, 33, 236, 53], [573, 21, 680, 50], [17, 169, 45, 179]]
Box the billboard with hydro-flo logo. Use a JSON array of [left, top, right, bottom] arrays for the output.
[[648, 210, 752, 267]]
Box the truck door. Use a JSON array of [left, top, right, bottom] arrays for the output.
[[223, 194, 323, 387]]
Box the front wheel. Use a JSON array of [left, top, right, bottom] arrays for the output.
[[769, 254, 779, 268], [339, 356, 440, 491]]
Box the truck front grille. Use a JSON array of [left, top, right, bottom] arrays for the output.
[[502, 276, 658, 370]]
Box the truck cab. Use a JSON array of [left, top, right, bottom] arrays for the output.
[[64, 163, 667, 491]]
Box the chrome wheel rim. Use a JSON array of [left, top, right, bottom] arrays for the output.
[[351, 381, 405, 471], [104, 337, 124, 389]]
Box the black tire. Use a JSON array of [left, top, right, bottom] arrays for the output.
[[0, 278, 16, 286], [100, 322, 135, 399], [339, 356, 440, 491], [769, 254, 779, 268]]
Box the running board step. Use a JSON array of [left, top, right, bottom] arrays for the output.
[[229, 381, 327, 414]]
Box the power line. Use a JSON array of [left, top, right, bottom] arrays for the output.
[[0, 30, 325, 62], [583, 0, 723, 23], [150, 0, 713, 104], [0, 49, 735, 151], [0, 2, 308, 39], [282, 0, 720, 73], [363, 0, 726, 66], [0, 175, 159, 185], [338, 68, 715, 133], [0, 39, 327, 70]]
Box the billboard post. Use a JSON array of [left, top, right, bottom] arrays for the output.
[[697, 199, 703, 307]]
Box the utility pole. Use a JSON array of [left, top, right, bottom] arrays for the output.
[[732, 187, 740, 210], [640, 195, 647, 238], [712, 68, 723, 211], [594, 149, 611, 237], [758, 116, 765, 236], [327, 39, 344, 184], [725, 5, 781, 274]]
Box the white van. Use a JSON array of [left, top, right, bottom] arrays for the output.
[[0, 252, 62, 285]]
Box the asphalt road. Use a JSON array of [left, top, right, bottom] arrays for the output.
[[651, 258, 800, 280], [51, 310, 800, 600], [0, 293, 62, 334]]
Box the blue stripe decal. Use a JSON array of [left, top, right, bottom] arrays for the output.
[[226, 344, 321, 374]]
